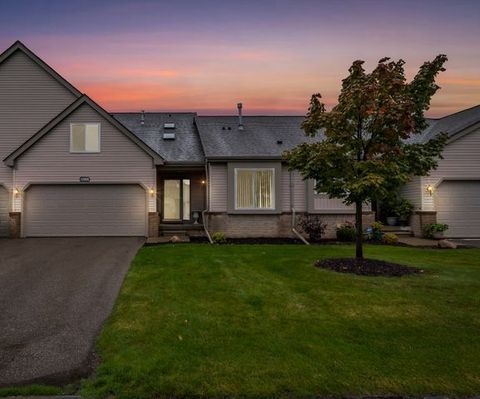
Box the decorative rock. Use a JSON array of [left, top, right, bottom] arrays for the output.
[[169, 235, 181, 243], [438, 239, 457, 249]]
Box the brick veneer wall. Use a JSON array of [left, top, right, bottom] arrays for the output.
[[410, 211, 437, 237], [148, 212, 159, 238], [207, 212, 375, 239], [9, 212, 21, 238]]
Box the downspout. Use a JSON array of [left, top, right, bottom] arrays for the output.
[[290, 171, 309, 245], [202, 161, 213, 244]]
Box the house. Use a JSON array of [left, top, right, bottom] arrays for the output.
[[0, 40, 478, 239], [0, 41, 161, 238], [401, 106, 480, 238]]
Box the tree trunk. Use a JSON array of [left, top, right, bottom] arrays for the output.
[[355, 200, 363, 260]]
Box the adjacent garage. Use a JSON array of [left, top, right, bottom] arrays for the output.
[[0, 186, 9, 237], [435, 180, 480, 238], [24, 184, 147, 237]]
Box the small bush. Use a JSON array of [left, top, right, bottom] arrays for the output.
[[211, 232, 227, 244], [382, 233, 399, 245], [297, 215, 327, 242], [336, 222, 356, 242], [423, 223, 449, 239], [371, 221, 384, 232]]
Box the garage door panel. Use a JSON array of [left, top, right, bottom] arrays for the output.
[[25, 185, 146, 237], [436, 180, 480, 238]]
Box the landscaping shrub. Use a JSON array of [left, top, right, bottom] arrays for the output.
[[212, 232, 227, 244], [423, 223, 449, 239], [369, 221, 384, 241], [336, 222, 356, 242], [382, 232, 399, 245], [297, 215, 326, 242]]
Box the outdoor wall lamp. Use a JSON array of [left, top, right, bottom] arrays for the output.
[[201, 180, 206, 185], [426, 184, 434, 196], [149, 188, 155, 196], [13, 188, 21, 197]]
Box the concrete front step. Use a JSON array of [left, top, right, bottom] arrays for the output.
[[381, 225, 413, 236]]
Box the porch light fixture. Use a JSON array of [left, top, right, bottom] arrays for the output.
[[201, 180, 206, 185], [426, 184, 434, 196], [149, 188, 155, 196], [13, 188, 21, 197]]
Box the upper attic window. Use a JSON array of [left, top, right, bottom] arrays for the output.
[[164, 123, 175, 129], [70, 123, 100, 153]]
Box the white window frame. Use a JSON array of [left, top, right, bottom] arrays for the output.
[[234, 168, 275, 210], [70, 123, 101, 153]]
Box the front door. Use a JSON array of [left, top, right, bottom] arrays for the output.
[[163, 179, 190, 221]]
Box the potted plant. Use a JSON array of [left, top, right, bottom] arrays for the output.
[[423, 223, 449, 239], [396, 199, 414, 227], [382, 197, 399, 226]]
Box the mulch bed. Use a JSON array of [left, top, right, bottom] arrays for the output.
[[315, 257, 422, 277], [225, 237, 303, 244]]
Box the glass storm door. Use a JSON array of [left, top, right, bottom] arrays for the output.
[[163, 179, 190, 221]]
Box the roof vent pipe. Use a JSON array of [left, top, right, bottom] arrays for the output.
[[141, 110, 145, 125], [237, 102, 244, 130]]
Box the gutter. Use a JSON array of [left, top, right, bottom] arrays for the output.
[[289, 171, 309, 245], [206, 155, 283, 162]]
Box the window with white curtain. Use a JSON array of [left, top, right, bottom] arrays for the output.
[[235, 168, 274, 209]]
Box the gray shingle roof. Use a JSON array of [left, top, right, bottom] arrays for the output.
[[112, 106, 480, 162], [112, 112, 204, 163], [196, 116, 320, 158], [408, 105, 480, 144]]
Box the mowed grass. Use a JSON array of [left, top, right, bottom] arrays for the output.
[[82, 244, 480, 398]]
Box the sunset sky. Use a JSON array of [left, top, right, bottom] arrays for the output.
[[1, 0, 479, 116]]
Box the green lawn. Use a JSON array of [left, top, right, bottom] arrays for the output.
[[81, 244, 480, 398]]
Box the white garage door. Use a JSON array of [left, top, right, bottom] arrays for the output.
[[24, 184, 146, 237], [436, 180, 480, 238], [0, 186, 9, 237]]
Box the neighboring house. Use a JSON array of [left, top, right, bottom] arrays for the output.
[[0, 41, 478, 239], [0, 42, 161, 238], [401, 106, 480, 238]]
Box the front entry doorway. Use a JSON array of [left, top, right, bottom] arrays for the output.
[[163, 179, 191, 221]]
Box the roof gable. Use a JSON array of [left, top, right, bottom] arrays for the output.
[[4, 95, 164, 166], [0, 40, 82, 98]]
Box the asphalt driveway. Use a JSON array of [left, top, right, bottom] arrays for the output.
[[0, 237, 144, 387]]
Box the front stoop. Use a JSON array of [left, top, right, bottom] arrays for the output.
[[381, 225, 413, 236]]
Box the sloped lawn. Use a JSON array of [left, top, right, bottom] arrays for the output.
[[82, 244, 480, 398]]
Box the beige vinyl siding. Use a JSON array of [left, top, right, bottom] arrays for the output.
[[0, 50, 77, 188], [209, 163, 227, 212], [0, 186, 9, 236], [307, 179, 363, 213], [422, 128, 480, 211], [399, 176, 422, 210], [14, 103, 156, 212], [313, 194, 355, 212], [281, 166, 306, 212]]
